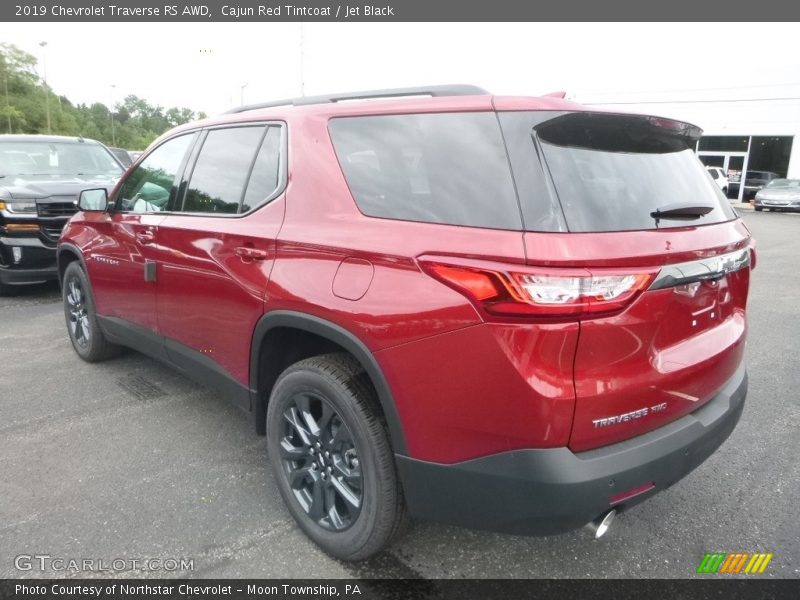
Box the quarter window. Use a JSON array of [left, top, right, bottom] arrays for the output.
[[242, 126, 282, 212], [116, 134, 195, 213], [329, 113, 522, 230]]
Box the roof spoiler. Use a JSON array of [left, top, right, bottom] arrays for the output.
[[535, 112, 704, 152]]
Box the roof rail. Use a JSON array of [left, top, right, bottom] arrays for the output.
[[223, 84, 491, 114]]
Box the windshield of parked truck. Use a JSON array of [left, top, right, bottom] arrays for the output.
[[0, 140, 123, 177]]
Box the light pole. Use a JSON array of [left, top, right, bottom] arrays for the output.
[[39, 41, 51, 134], [240, 82, 248, 106], [3, 69, 11, 133], [299, 22, 305, 97], [110, 84, 117, 147]]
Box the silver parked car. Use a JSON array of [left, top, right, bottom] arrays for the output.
[[754, 178, 800, 212]]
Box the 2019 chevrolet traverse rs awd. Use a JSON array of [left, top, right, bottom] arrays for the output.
[[58, 86, 753, 560]]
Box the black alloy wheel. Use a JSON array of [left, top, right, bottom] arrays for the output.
[[279, 391, 363, 531], [62, 261, 122, 362], [266, 353, 407, 560], [65, 276, 91, 349]]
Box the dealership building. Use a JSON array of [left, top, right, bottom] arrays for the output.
[[576, 88, 799, 202]]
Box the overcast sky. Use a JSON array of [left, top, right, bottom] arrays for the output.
[[3, 22, 800, 116]]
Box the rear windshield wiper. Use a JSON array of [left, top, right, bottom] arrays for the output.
[[650, 203, 714, 223]]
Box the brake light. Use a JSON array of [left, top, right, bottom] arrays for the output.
[[646, 116, 687, 130], [421, 260, 656, 319]]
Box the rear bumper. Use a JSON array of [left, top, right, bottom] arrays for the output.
[[0, 236, 58, 286], [396, 363, 747, 535]]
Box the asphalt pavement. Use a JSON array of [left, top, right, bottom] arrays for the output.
[[1, 209, 797, 579]]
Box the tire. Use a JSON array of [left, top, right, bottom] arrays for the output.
[[755, 206, 763, 212], [62, 261, 123, 362], [266, 352, 407, 561]]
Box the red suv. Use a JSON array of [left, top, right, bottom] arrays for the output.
[[58, 85, 753, 560]]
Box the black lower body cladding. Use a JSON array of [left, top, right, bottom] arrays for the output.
[[396, 364, 747, 535]]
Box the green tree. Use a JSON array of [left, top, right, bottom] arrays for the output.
[[0, 43, 205, 149]]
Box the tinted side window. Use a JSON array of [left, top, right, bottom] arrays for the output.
[[329, 113, 522, 230], [183, 126, 265, 214], [116, 134, 194, 213], [241, 126, 282, 212]]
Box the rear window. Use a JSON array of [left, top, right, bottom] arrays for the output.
[[534, 112, 736, 232], [329, 112, 522, 230]]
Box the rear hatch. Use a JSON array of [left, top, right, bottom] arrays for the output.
[[500, 111, 752, 452], [330, 106, 752, 455]]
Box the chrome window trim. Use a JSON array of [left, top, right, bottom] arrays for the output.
[[649, 248, 750, 291]]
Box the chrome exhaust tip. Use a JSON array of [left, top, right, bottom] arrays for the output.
[[586, 509, 616, 539]]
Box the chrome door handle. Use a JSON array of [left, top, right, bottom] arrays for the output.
[[235, 246, 269, 260]]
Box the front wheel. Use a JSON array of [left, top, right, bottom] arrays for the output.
[[62, 261, 122, 362], [266, 353, 407, 561], [755, 206, 763, 212]]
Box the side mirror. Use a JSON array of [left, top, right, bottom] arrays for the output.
[[78, 188, 109, 212]]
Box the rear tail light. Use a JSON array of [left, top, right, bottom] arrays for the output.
[[420, 258, 656, 320]]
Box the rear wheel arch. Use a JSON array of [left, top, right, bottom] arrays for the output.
[[250, 311, 407, 455]]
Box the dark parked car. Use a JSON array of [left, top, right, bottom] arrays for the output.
[[0, 135, 123, 295], [754, 178, 800, 212], [729, 170, 779, 199], [58, 85, 753, 560]]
